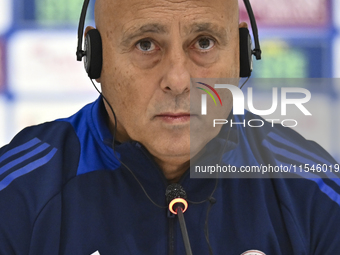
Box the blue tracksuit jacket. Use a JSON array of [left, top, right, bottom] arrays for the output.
[[0, 97, 339, 255]]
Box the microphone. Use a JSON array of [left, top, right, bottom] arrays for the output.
[[165, 184, 192, 255], [166, 183, 188, 214]]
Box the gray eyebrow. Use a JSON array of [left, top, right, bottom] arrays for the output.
[[120, 23, 169, 46], [120, 22, 229, 47]]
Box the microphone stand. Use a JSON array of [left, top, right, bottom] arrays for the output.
[[176, 205, 193, 255], [166, 183, 193, 255]]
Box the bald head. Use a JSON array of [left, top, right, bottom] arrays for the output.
[[94, 0, 239, 36]]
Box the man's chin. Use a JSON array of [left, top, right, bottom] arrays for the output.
[[144, 140, 190, 160]]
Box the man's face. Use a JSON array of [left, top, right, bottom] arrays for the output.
[[94, 0, 239, 163]]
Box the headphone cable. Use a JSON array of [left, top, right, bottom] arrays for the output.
[[90, 79, 167, 209], [89, 78, 234, 254]]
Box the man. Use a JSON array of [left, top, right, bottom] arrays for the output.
[[0, 0, 339, 254]]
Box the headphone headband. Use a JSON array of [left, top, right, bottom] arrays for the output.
[[243, 0, 262, 60], [76, 0, 90, 61]]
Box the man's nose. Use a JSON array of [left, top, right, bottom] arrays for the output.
[[160, 43, 191, 96]]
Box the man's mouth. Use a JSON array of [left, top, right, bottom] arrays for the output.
[[154, 112, 197, 124]]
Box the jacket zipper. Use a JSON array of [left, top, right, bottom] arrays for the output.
[[136, 143, 190, 255], [168, 216, 175, 255]]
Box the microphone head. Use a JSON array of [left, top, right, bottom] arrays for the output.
[[165, 183, 187, 204], [166, 183, 188, 214]]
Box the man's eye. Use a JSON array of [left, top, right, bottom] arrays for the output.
[[194, 37, 215, 50], [136, 40, 156, 52]]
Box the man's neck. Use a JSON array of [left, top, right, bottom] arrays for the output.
[[153, 157, 190, 183]]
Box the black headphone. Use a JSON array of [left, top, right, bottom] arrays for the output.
[[76, 0, 262, 79]]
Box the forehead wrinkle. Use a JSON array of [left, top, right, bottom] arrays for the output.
[[120, 23, 169, 46]]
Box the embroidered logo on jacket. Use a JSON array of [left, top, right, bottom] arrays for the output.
[[241, 250, 266, 255]]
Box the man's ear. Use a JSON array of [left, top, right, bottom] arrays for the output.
[[239, 22, 248, 29], [84, 26, 102, 82], [85, 26, 95, 37]]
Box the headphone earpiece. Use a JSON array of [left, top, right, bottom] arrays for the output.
[[84, 29, 103, 79], [239, 27, 253, 78]]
